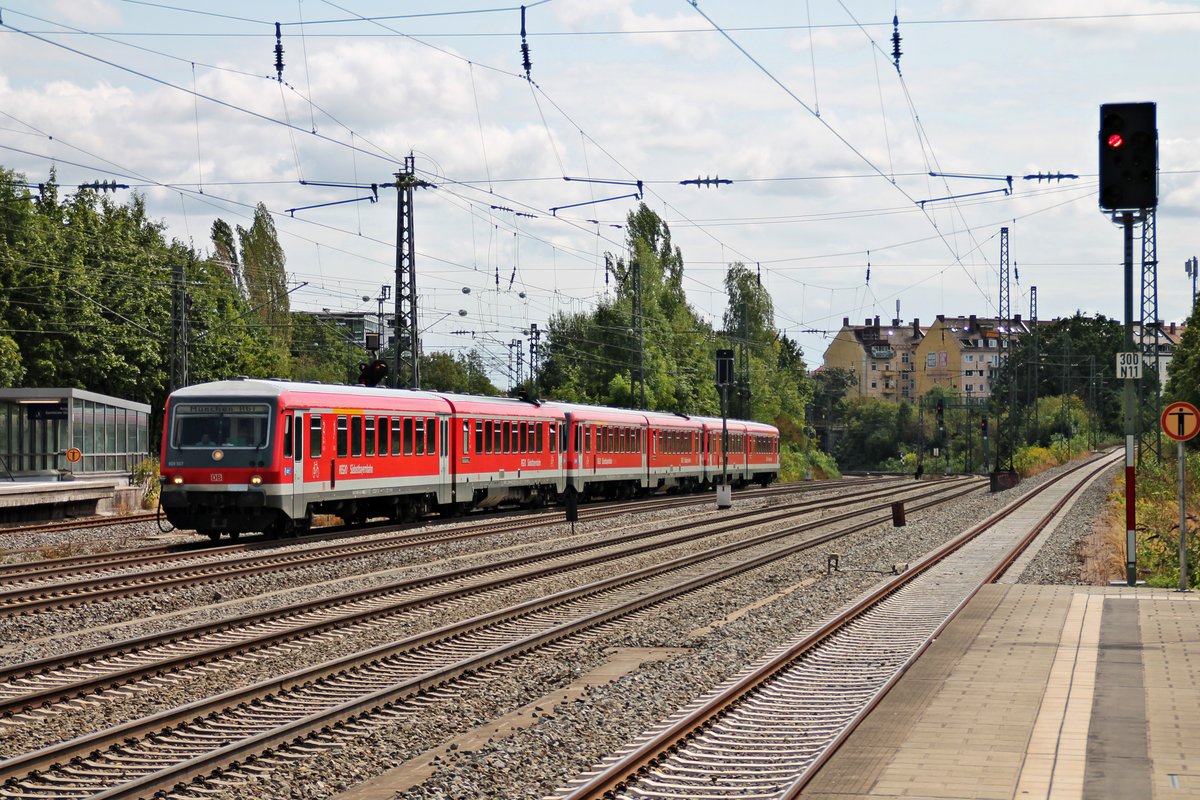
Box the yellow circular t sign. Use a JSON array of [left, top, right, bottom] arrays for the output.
[[1161, 401, 1200, 442], [65, 447, 82, 463]]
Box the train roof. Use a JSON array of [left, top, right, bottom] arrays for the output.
[[542, 401, 649, 425], [435, 393, 565, 417], [171, 379, 450, 407]]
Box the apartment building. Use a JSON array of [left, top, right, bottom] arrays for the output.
[[821, 316, 925, 400], [912, 314, 1030, 401]]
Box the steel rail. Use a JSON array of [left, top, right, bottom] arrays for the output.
[[556, 451, 1119, 800], [0, 480, 978, 797], [0, 479, 965, 719], [0, 479, 847, 581], [0, 479, 909, 616]]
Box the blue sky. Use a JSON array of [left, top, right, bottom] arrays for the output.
[[1, 1, 1197, 384]]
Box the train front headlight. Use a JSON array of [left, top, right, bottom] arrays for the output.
[[171, 475, 185, 485], [250, 475, 263, 485]]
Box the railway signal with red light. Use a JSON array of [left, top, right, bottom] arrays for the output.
[[357, 359, 389, 387], [981, 416, 988, 437], [1099, 102, 1157, 211]]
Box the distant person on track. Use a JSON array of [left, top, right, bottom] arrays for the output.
[[914, 462, 924, 480]]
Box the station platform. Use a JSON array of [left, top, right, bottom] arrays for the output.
[[0, 479, 140, 523], [801, 583, 1200, 800]]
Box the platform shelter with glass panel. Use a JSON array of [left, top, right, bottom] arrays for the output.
[[0, 388, 151, 479]]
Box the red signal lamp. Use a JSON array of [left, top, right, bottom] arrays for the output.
[[1107, 133, 1124, 148]]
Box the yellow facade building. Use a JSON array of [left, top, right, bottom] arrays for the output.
[[821, 316, 925, 401]]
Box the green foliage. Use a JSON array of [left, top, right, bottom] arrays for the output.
[[1133, 452, 1200, 589], [132, 457, 160, 508], [288, 312, 359, 384], [538, 203, 819, 470], [834, 397, 920, 470], [993, 312, 1126, 437], [419, 349, 500, 395], [781, 443, 840, 481], [233, 204, 290, 374], [0, 334, 25, 386], [1166, 299, 1200, 408]]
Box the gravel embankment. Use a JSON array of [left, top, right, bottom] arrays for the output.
[[0, 460, 1114, 800]]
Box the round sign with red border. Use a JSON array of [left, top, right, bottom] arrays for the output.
[[1161, 401, 1200, 442]]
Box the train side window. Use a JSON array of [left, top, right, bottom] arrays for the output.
[[484, 420, 493, 454], [584, 425, 591, 453], [502, 421, 510, 454], [351, 416, 363, 457], [536, 422, 543, 453], [493, 420, 501, 454], [336, 416, 348, 457], [364, 417, 376, 456], [427, 417, 437, 454], [652, 430, 657, 455], [378, 416, 388, 457], [549, 423, 556, 454], [390, 417, 401, 455], [309, 416, 323, 458], [414, 418, 425, 455], [475, 419, 483, 454], [519, 422, 527, 453], [403, 417, 414, 455], [283, 416, 293, 459], [462, 420, 470, 455]]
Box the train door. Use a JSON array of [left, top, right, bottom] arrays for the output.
[[438, 415, 451, 504], [285, 411, 305, 520]]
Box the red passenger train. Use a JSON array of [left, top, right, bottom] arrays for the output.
[[159, 379, 780, 539]]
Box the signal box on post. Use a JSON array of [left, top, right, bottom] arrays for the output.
[[1099, 102, 1157, 211]]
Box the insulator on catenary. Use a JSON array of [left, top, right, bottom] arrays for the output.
[[274, 22, 285, 82]]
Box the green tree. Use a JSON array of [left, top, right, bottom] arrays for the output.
[[993, 312, 1125, 442], [233, 204, 290, 374], [1166, 301, 1200, 409]]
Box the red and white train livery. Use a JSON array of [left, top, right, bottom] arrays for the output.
[[159, 379, 780, 539]]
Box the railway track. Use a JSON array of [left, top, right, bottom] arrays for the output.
[[552, 450, 1120, 800], [0, 478, 971, 726], [0, 479, 889, 616], [0, 476, 979, 799], [0, 478, 849, 572]]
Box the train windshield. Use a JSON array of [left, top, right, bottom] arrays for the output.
[[172, 403, 272, 449]]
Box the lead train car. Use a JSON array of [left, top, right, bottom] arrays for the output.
[[160, 379, 780, 539]]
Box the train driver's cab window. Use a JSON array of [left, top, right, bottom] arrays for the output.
[[172, 403, 271, 450], [309, 415, 322, 458]]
